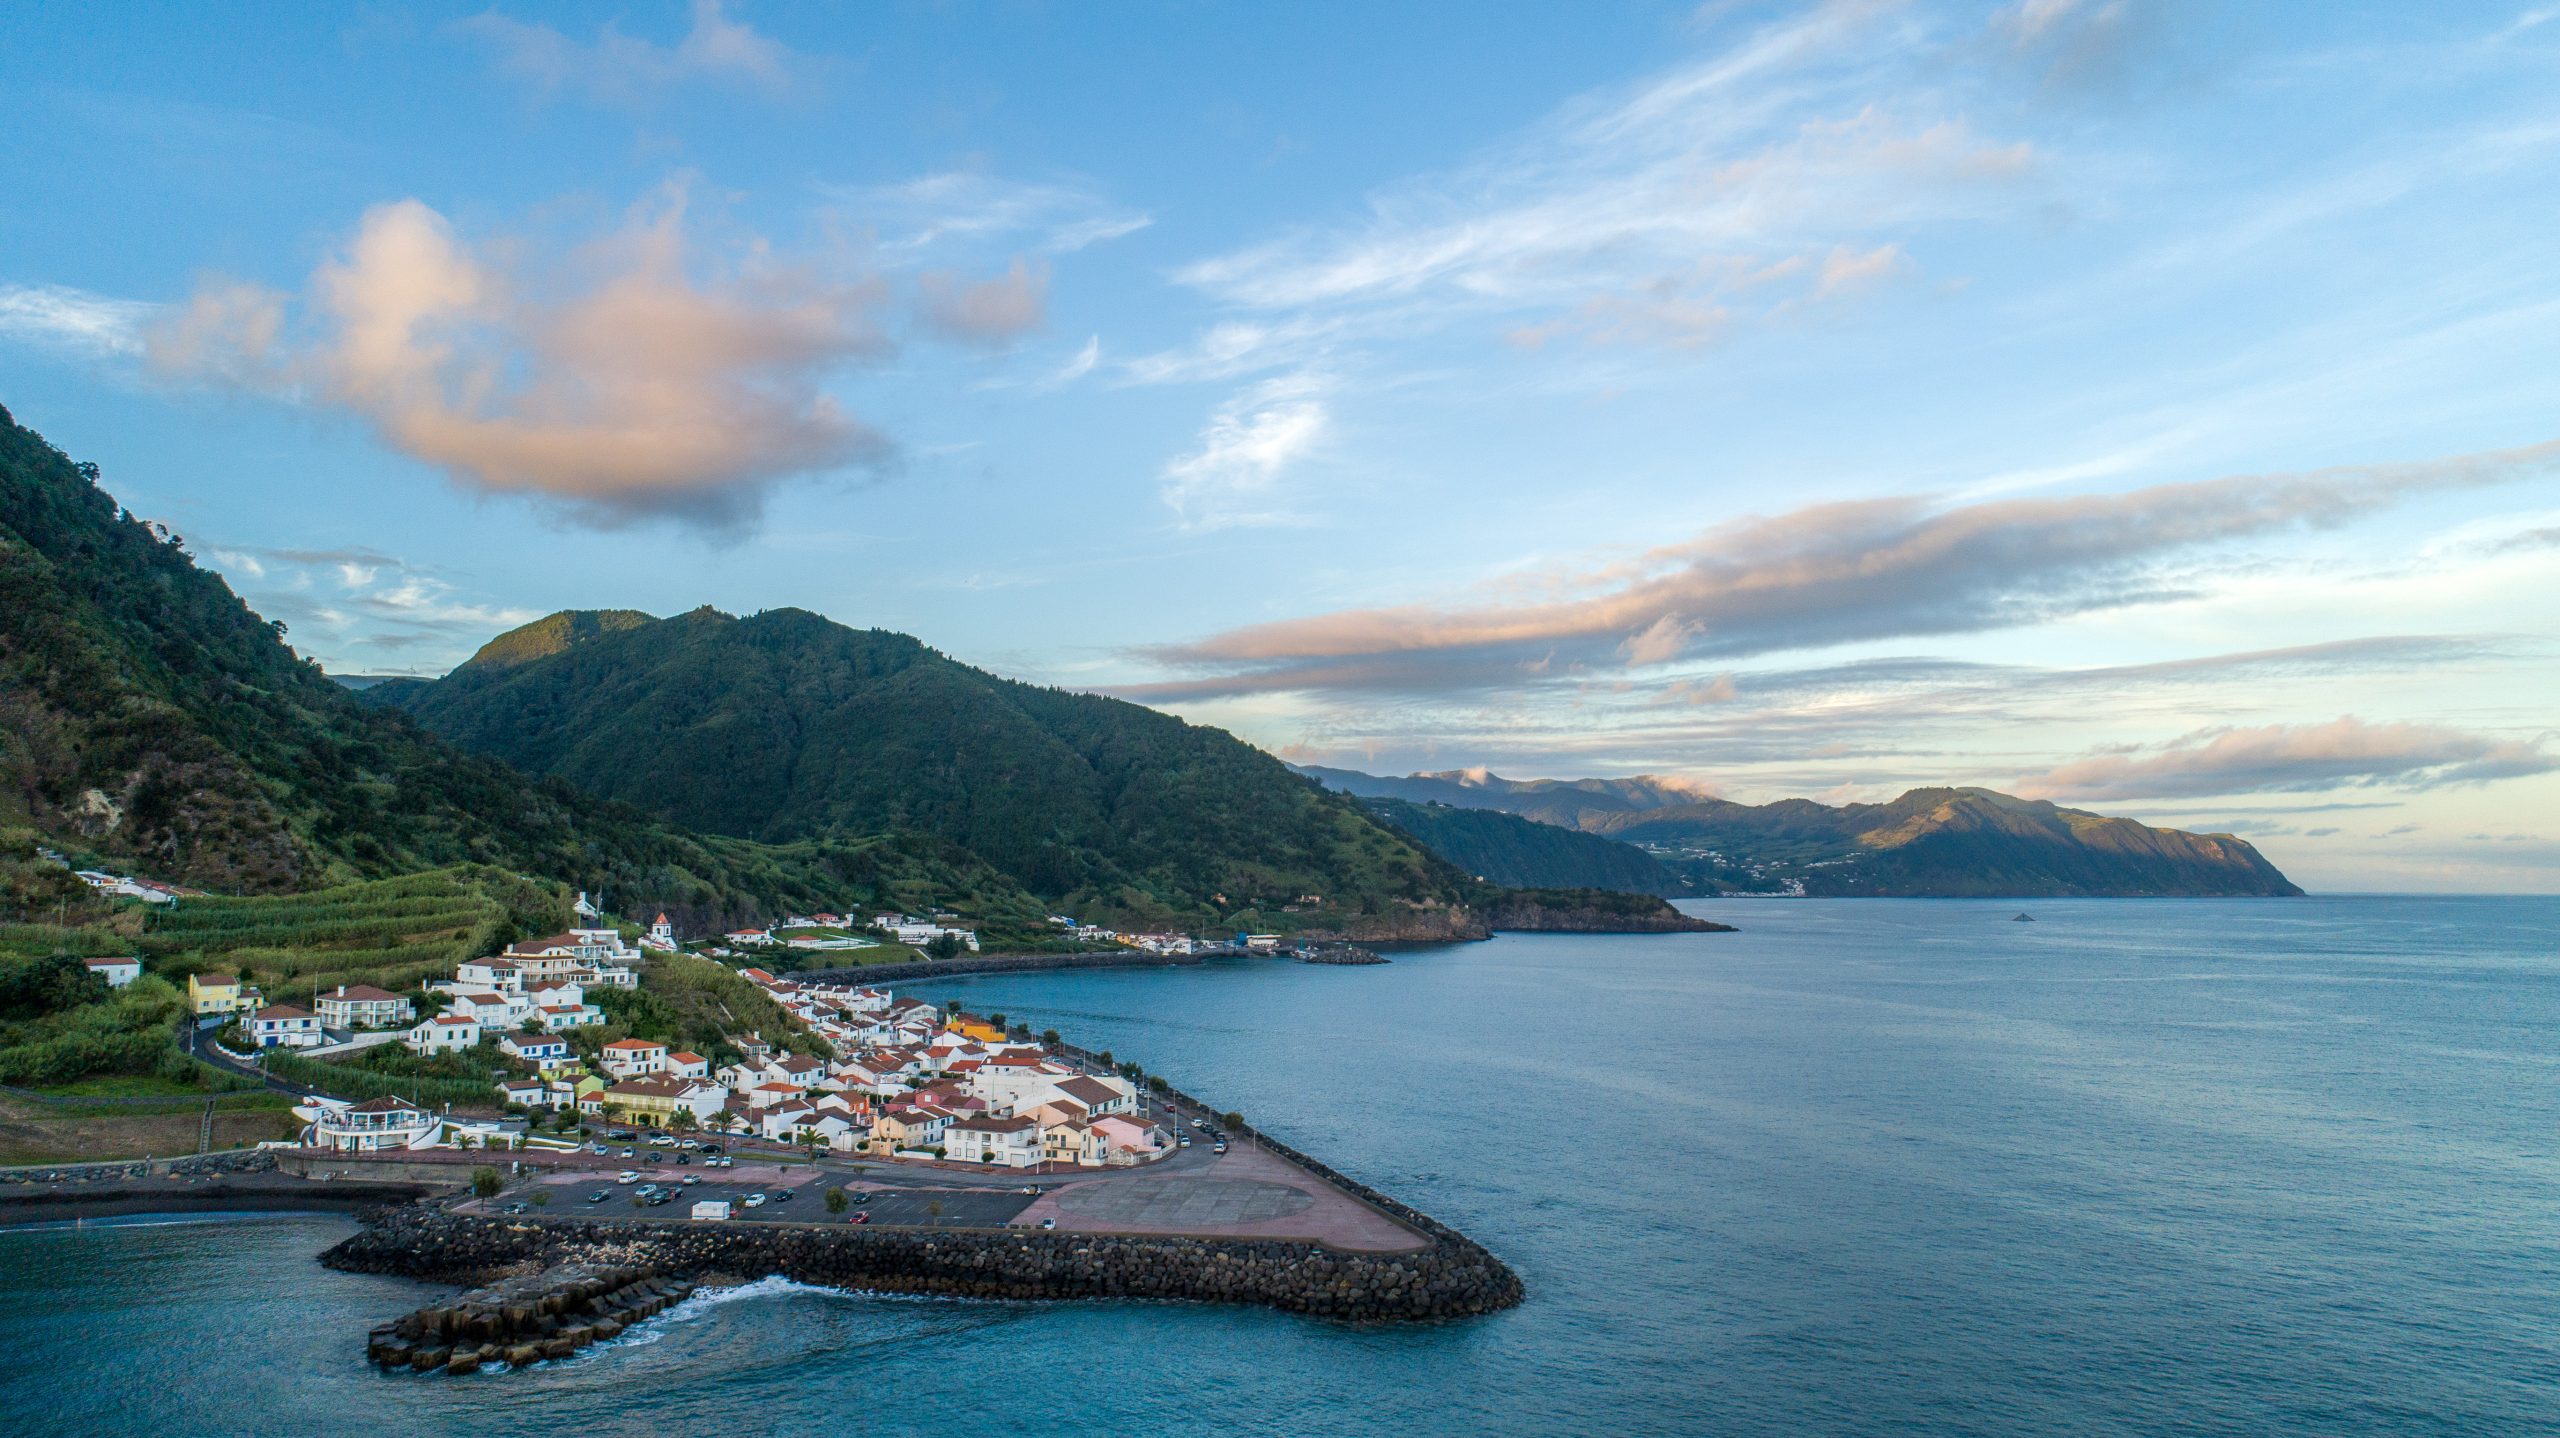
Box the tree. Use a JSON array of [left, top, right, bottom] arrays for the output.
[[1040, 1029, 1061, 1048], [925, 932, 965, 961], [470, 1166, 502, 1199], [926, 1198, 943, 1227], [531, 1189, 551, 1208], [825, 1187, 849, 1215], [1222, 1111, 1245, 1132]]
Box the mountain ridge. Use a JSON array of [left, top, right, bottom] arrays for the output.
[[1296, 765, 2302, 898], [368, 607, 1490, 933]]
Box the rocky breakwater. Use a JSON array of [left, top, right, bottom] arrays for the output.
[[324, 1202, 1522, 1323], [365, 1261, 696, 1374]]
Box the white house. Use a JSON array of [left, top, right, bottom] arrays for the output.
[[246, 1003, 326, 1050], [496, 1077, 549, 1109], [501, 1033, 572, 1064], [82, 956, 142, 989], [315, 983, 413, 1029], [943, 1114, 1044, 1167], [668, 1050, 710, 1080], [641, 912, 679, 952], [300, 1095, 440, 1151], [600, 1038, 669, 1078], [406, 1014, 482, 1054]]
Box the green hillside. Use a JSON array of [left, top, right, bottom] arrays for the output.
[[373, 607, 1482, 930], [1361, 797, 1683, 897], [0, 402, 1051, 932]]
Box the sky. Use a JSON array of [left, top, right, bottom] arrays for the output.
[[2, 1, 2556, 893]]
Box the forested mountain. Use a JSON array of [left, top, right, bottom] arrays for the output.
[[1302, 766, 2303, 898], [1360, 797, 1685, 897], [370, 608, 1483, 931], [0, 403, 1049, 931]]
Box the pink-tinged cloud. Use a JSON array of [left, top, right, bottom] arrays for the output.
[[1133, 440, 2560, 698], [147, 193, 893, 527], [2014, 716, 2557, 802], [916, 258, 1049, 347]]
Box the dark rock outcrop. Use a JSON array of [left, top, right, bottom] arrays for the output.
[[1479, 889, 1733, 933]]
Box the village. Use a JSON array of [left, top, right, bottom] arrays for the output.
[[156, 893, 1207, 1197]]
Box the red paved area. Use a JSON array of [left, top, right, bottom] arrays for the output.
[[1013, 1144, 1426, 1253]]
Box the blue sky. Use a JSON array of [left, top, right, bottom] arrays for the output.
[[3, 1, 2556, 891]]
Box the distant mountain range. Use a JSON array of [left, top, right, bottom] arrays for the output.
[[1299, 766, 2302, 898]]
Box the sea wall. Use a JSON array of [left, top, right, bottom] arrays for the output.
[[322, 1205, 1523, 1322]]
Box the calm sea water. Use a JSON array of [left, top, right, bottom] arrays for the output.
[[7, 897, 2558, 1437]]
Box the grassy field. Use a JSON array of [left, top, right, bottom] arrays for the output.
[[0, 1091, 300, 1166]]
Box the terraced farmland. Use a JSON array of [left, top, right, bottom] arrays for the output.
[[137, 866, 568, 996]]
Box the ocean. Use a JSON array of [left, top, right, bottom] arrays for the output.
[[6, 896, 2557, 1437]]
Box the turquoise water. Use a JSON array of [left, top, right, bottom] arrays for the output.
[[6, 897, 2558, 1436]]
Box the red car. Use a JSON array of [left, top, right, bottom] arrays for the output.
[[850, 1211, 871, 1224]]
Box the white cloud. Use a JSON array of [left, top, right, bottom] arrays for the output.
[[1160, 372, 1333, 529], [0, 283, 156, 357], [1169, 7, 2033, 355], [834, 171, 1151, 256]]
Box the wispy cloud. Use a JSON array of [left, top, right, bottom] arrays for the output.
[[201, 543, 540, 671], [1135, 439, 2560, 698], [2015, 716, 2558, 801], [146, 188, 894, 528], [1161, 6, 2032, 363], [0, 282, 155, 357], [1159, 371, 1332, 529], [452, 0, 803, 103], [833, 171, 1152, 256]]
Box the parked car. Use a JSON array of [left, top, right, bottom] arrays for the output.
[[742, 1192, 767, 1208], [681, 1175, 701, 1186], [585, 1190, 608, 1203], [680, 1139, 701, 1150], [502, 1202, 527, 1214], [1039, 1217, 1056, 1230], [850, 1191, 870, 1204], [849, 1211, 871, 1224], [620, 1147, 637, 1159], [676, 1153, 692, 1165], [649, 1134, 675, 1147], [1213, 1145, 1228, 1155], [772, 1188, 792, 1203], [1178, 1137, 1191, 1147], [617, 1171, 640, 1184]]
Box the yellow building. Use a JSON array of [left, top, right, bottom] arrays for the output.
[[187, 972, 243, 1016], [946, 1013, 1008, 1044]]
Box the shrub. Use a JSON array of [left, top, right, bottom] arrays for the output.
[[825, 1187, 848, 1214], [470, 1167, 502, 1198]]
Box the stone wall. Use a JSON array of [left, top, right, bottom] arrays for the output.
[[322, 1204, 1523, 1322]]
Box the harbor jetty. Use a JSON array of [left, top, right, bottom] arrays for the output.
[[366, 1262, 696, 1373]]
